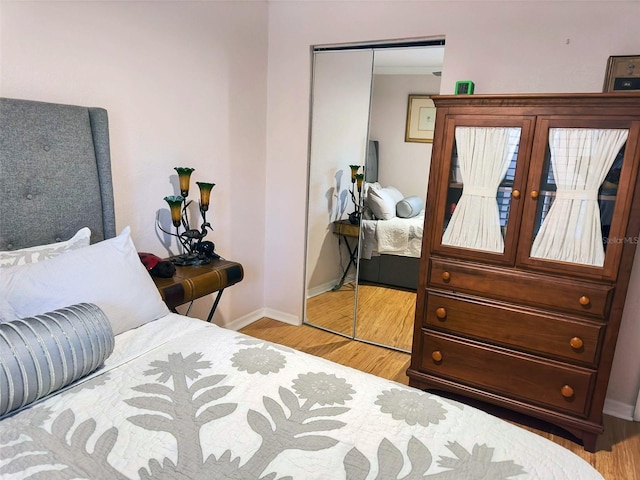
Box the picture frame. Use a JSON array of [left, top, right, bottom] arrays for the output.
[[603, 55, 640, 92], [405, 95, 436, 143]]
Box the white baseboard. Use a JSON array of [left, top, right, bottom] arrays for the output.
[[603, 398, 636, 421], [307, 276, 355, 298], [223, 307, 301, 331], [222, 311, 262, 331], [262, 308, 301, 325], [306, 281, 334, 298]]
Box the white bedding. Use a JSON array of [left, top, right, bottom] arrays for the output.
[[0, 313, 603, 479], [361, 211, 424, 259]]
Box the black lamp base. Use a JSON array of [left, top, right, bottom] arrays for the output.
[[348, 211, 361, 225], [171, 253, 212, 266]]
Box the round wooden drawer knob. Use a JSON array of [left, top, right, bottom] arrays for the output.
[[579, 296, 590, 306], [570, 336, 584, 350], [561, 385, 574, 398], [512, 189, 521, 199], [441, 271, 451, 281], [435, 307, 447, 319], [431, 350, 443, 362], [530, 190, 539, 199]]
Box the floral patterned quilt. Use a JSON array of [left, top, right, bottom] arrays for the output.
[[0, 314, 603, 479]]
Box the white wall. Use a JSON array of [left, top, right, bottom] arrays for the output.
[[265, 1, 640, 416], [0, 0, 269, 328], [369, 74, 441, 201]]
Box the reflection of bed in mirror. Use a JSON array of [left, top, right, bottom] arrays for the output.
[[359, 214, 422, 290], [358, 141, 423, 291], [357, 207, 423, 292]]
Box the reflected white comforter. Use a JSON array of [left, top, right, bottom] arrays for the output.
[[361, 211, 424, 260]]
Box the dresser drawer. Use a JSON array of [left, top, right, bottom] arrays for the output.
[[429, 258, 614, 319], [419, 331, 595, 416], [424, 292, 604, 366]]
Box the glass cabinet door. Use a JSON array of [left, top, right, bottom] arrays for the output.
[[518, 118, 638, 280], [432, 116, 535, 265]]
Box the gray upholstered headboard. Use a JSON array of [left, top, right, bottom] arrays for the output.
[[0, 98, 116, 250]]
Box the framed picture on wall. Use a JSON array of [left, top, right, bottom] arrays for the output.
[[405, 95, 436, 143], [603, 55, 640, 92]]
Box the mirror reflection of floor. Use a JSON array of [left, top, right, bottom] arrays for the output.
[[306, 283, 357, 336], [356, 284, 415, 351], [306, 282, 416, 352]]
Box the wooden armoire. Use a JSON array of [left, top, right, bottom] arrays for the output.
[[407, 93, 640, 452]]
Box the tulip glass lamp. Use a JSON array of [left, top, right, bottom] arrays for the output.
[[158, 167, 218, 266], [348, 165, 364, 225]]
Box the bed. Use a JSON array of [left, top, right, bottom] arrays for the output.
[[358, 181, 423, 290], [0, 97, 604, 479]]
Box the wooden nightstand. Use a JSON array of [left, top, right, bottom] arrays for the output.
[[153, 258, 244, 322], [333, 218, 360, 238]]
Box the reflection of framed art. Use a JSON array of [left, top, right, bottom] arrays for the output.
[[603, 55, 640, 92], [405, 95, 436, 143]]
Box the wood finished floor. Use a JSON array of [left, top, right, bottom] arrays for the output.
[[240, 317, 640, 480], [306, 282, 415, 351]]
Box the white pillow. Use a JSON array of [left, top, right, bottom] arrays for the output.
[[368, 186, 405, 220], [396, 196, 425, 218], [363, 181, 381, 199], [368, 188, 395, 220], [0, 226, 169, 335], [384, 186, 405, 205], [0, 227, 91, 268]]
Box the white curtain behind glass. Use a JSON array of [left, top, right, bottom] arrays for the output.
[[530, 128, 628, 267], [442, 127, 521, 253]]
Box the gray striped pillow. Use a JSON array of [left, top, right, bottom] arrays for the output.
[[0, 303, 114, 418]]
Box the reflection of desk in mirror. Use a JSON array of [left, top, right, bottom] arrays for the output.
[[332, 219, 360, 291]]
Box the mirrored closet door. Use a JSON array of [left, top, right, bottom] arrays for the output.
[[304, 41, 444, 351], [305, 48, 374, 338]]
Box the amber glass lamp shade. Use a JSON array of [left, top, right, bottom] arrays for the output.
[[175, 167, 195, 197], [164, 195, 184, 227], [349, 164, 360, 183], [355, 173, 364, 192], [197, 182, 215, 211]]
